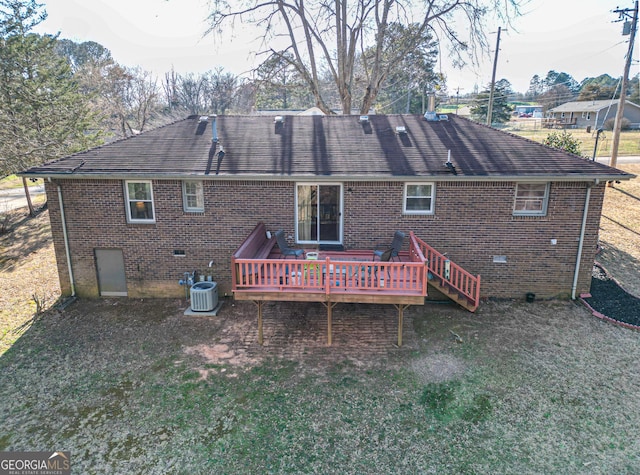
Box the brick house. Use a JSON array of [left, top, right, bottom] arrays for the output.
[[21, 114, 633, 305]]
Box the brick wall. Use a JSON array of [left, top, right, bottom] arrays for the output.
[[46, 178, 604, 300]]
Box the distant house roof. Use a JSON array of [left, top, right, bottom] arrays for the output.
[[549, 100, 640, 113], [21, 114, 633, 182]]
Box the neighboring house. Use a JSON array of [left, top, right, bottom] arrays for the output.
[[546, 100, 640, 129], [21, 114, 633, 305]]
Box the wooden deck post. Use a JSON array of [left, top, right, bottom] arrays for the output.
[[322, 301, 338, 346], [394, 304, 410, 347], [254, 300, 264, 345]]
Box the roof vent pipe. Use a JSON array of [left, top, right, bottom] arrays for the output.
[[211, 114, 218, 142]]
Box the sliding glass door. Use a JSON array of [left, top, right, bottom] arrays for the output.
[[296, 184, 342, 245]]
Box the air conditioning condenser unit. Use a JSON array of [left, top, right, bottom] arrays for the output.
[[190, 281, 218, 312]]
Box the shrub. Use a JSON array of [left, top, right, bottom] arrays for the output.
[[543, 131, 583, 156], [0, 213, 9, 234], [604, 117, 631, 131]]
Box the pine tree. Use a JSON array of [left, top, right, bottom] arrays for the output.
[[0, 0, 101, 176], [470, 79, 514, 125]]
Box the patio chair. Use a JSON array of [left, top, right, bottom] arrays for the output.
[[373, 231, 405, 261], [275, 230, 304, 259], [361, 248, 393, 287]]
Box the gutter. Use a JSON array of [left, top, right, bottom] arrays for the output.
[[571, 182, 593, 300], [19, 172, 636, 183], [53, 179, 76, 297]]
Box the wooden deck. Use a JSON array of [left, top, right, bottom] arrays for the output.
[[231, 225, 480, 346], [542, 117, 578, 128]]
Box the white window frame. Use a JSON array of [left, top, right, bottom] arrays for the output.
[[403, 183, 435, 215], [182, 181, 204, 212], [124, 180, 155, 223], [295, 183, 343, 245], [513, 183, 549, 216]]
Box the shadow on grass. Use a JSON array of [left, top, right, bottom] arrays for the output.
[[611, 184, 640, 203], [597, 241, 640, 297], [602, 214, 640, 237], [0, 205, 50, 272]]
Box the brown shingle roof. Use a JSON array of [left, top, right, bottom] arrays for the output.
[[21, 114, 633, 181]]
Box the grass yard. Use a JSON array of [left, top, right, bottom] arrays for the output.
[[1, 299, 640, 474], [0, 175, 45, 190], [506, 124, 640, 158], [0, 165, 639, 474]]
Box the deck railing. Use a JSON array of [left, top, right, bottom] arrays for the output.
[[231, 223, 429, 296], [231, 226, 478, 310], [233, 256, 427, 296], [411, 232, 481, 309]]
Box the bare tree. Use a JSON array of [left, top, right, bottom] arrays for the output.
[[172, 68, 239, 115], [206, 0, 521, 115], [163, 67, 180, 110], [176, 73, 205, 114], [202, 67, 238, 114], [103, 65, 160, 137], [254, 51, 312, 110]]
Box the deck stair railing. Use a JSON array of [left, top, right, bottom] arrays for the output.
[[411, 232, 481, 312]]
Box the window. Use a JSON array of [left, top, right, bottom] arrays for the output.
[[182, 181, 204, 212], [404, 183, 435, 214], [125, 180, 155, 223], [296, 183, 342, 243], [513, 183, 549, 216]]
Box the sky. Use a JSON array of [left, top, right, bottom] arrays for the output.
[[33, 0, 640, 95]]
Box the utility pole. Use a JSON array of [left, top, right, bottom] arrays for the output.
[[455, 87, 464, 115], [609, 1, 638, 171], [486, 26, 502, 127]]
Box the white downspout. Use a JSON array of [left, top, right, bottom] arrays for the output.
[[571, 182, 593, 300], [53, 180, 76, 296]]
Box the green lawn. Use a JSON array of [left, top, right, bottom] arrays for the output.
[[1, 298, 639, 474], [506, 126, 640, 158], [0, 175, 46, 190]]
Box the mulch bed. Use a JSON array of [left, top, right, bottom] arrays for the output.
[[583, 265, 640, 329]]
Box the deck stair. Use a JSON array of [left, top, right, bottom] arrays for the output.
[[411, 233, 481, 312]]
